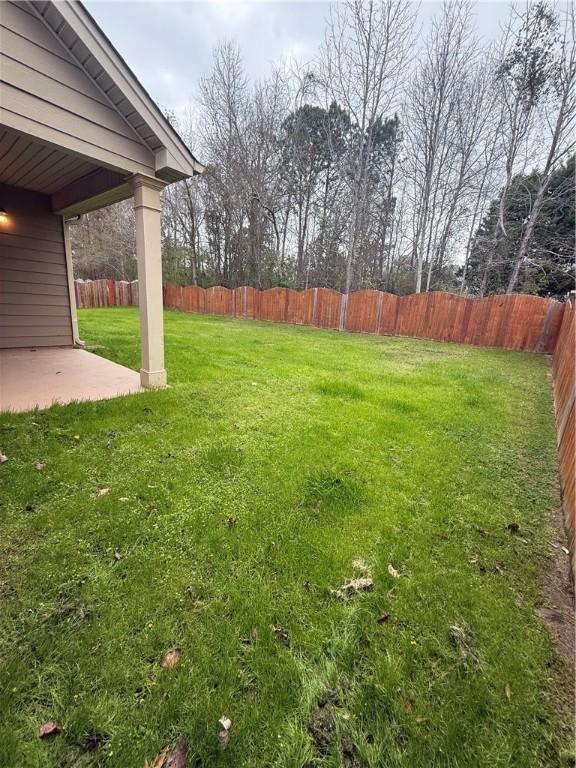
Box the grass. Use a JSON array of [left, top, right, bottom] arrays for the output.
[[0, 307, 571, 767]]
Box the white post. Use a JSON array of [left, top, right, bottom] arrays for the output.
[[62, 217, 81, 345], [131, 173, 168, 388]]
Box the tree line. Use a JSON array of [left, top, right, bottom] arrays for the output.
[[71, 0, 575, 298]]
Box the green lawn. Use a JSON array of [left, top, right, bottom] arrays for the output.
[[0, 308, 571, 767]]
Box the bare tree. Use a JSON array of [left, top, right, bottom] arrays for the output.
[[320, 0, 415, 295], [479, 0, 560, 296], [506, 6, 575, 293]]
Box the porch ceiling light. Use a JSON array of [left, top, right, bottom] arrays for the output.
[[0, 207, 8, 224]]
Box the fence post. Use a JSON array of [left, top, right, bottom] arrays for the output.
[[312, 288, 318, 326], [537, 300, 557, 353], [339, 293, 348, 332], [375, 291, 384, 334]]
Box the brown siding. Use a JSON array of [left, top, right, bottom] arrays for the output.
[[0, 182, 73, 348]]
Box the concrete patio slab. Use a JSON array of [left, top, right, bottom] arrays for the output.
[[0, 347, 143, 413]]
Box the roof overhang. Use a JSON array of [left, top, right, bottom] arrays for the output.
[[30, 0, 204, 181]]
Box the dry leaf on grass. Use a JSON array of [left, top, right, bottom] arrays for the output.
[[91, 487, 110, 498], [506, 522, 520, 534], [165, 737, 187, 768], [145, 737, 187, 768], [160, 648, 182, 669], [35, 463, 46, 471], [505, 683, 512, 702], [39, 721, 61, 738], [113, 551, 123, 562], [0, 452, 8, 464], [226, 516, 237, 528], [274, 626, 290, 647], [331, 577, 373, 600], [218, 716, 232, 748], [403, 698, 415, 713], [377, 613, 390, 625], [415, 717, 429, 725], [388, 563, 400, 579]]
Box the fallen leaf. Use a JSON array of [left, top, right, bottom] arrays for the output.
[[0, 452, 8, 464], [161, 648, 182, 669], [403, 698, 415, 713], [476, 527, 488, 536], [113, 551, 123, 562], [218, 716, 232, 748], [145, 737, 187, 768], [377, 613, 390, 625], [388, 563, 400, 579], [331, 577, 373, 600], [39, 721, 60, 738], [82, 732, 106, 752], [506, 522, 520, 534], [226, 516, 237, 528], [35, 463, 46, 471], [314, 500, 321, 516], [165, 737, 187, 768], [119, 497, 130, 502], [73, 435, 81, 441], [505, 683, 512, 702], [274, 626, 290, 647], [91, 487, 109, 498], [415, 717, 429, 725]]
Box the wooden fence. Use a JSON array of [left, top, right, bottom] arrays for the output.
[[76, 280, 565, 353], [161, 284, 565, 353], [552, 298, 575, 574], [76, 278, 574, 570]]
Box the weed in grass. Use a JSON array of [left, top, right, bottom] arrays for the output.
[[313, 380, 365, 400], [302, 469, 366, 514]]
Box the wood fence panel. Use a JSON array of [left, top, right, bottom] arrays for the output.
[[379, 292, 399, 336], [345, 290, 381, 333], [205, 286, 233, 315], [182, 285, 205, 313], [541, 302, 564, 353], [396, 294, 426, 338], [233, 286, 259, 319], [163, 284, 181, 310], [552, 300, 575, 573], [315, 288, 342, 329], [553, 301, 575, 418], [259, 288, 288, 322], [286, 288, 314, 325], [464, 297, 489, 346], [444, 294, 468, 343]]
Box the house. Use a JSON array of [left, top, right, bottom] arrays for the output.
[[0, 0, 203, 410]]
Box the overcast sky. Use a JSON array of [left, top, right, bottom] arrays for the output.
[[85, 0, 513, 120]]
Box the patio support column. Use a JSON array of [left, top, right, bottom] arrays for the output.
[[131, 173, 168, 388]]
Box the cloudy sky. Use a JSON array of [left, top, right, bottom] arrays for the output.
[[85, 0, 513, 120]]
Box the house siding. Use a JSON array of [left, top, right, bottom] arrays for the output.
[[0, 1, 156, 177], [0, 183, 73, 348]]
